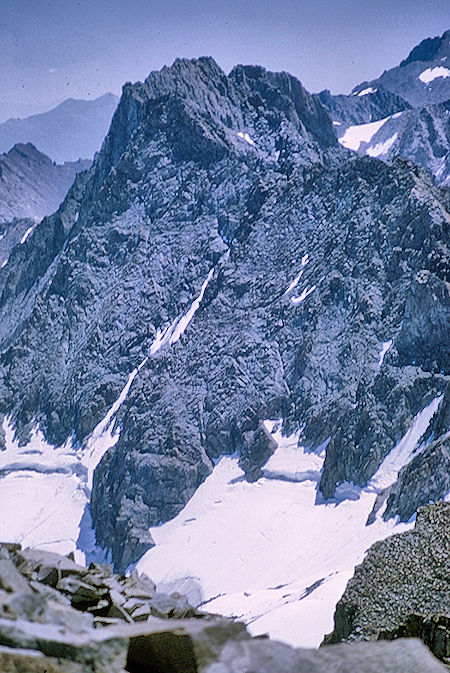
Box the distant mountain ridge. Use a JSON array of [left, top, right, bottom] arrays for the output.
[[0, 93, 118, 163], [0, 143, 91, 223], [353, 29, 450, 107], [317, 29, 450, 185]]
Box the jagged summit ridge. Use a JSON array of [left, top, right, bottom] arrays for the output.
[[0, 55, 447, 582]]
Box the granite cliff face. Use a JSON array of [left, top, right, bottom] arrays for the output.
[[0, 56, 448, 572]]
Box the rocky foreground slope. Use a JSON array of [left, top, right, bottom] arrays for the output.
[[0, 542, 446, 672], [0, 56, 448, 572]]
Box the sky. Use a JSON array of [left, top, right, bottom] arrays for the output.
[[1, 0, 449, 121]]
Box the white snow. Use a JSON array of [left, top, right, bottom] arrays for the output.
[[1, 259, 7, 269], [284, 254, 315, 305], [136, 416, 426, 648], [20, 226, 34, 244], [377, 339, 393, 368], [418, 66, 450, 84], [367, 395, 443, 493], [338, 116, 392, 152], [0, 422, 87, 558], [367, 132, 399, 158], [0, 264, 219, 561], [82, 357, 148, 490], [284, 254, 309, 294], [237, 131, 255, 147], [332, 121, 341, 126], [0, 355, 146, 561], [149, 268, 214, 354], [357, 87, 377, 96], [291, 285, 316, 305]]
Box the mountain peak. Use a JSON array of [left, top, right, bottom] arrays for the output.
[[400, 29, 450, 67]]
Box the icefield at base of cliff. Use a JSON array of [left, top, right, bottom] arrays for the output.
[[0, 393, 443, 646], [136, 396, 443, 648]]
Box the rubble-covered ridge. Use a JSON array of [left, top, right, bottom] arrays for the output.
[[323, 503, 450, 665], [0, 543, 447, 673]]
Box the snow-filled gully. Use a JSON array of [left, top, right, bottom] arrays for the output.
[[0, 262, 218, 563]]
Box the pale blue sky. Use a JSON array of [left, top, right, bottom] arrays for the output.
[[1, 0, 448, 120]]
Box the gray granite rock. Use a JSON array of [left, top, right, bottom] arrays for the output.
[[204, 637, 447, 673], [0, 56, 447, 572], [323, 503, 450, 664]]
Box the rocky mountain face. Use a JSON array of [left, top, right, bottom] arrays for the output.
[[0, 143, 91, 222], [0, 143, 90, 267], [319, 30, 450, 185], [354, 30, 450, 108], [0, 56, 448, 579], [323, 503, 450, 665], [336, 100, 450, 185], [316, 87, 411, 126], [0, 93, 118, 163], [0, 543, 446, 673]]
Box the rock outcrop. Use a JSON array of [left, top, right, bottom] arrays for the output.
[[323, 503, 450, 665]]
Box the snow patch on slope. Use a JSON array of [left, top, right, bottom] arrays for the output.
[[20, 225, 35, 244], [237, 131, 255, 146], [367, 395, 443, 493], [356, 87, 377, 96], [339, 116, 391, 152], [419, 66, 450, 83], [284, 254, 309, 294], [367, 133, 398, 157], [377, 339, 393, 368]]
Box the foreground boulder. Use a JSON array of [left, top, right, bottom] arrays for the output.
[[0, 542, 447, 672], [204, 637, 447, 673], [323, 502, 450, 664]]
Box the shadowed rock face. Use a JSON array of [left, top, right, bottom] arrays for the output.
[[323, 503, 450, 664], [0, 143, 91, 223], [316, 87, 411, 126], [0, 56, 448, 570]]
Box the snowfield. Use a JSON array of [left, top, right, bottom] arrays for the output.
[[136, 398, 442, 648]]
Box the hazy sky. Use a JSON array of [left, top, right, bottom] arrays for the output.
[[1, 0, 449, 120]]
